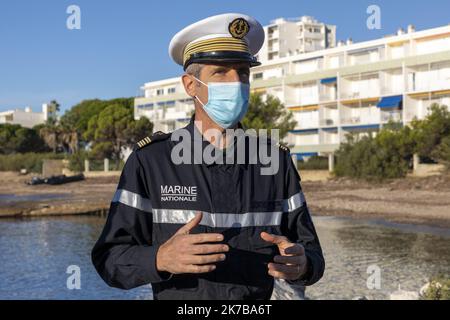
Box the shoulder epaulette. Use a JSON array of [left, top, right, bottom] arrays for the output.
[[276, 142, 290, 152], [135, 131, 169, 150]]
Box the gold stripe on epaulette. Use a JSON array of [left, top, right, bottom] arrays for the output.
[[276, 142, 288, 151], [137, 136, 152, 149]]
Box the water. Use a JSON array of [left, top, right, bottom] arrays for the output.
[[307, 216, 450, 300], [0, 215, 448, 300], [0, 193, 70, 203]]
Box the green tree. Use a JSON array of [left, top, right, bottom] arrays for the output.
[[410, 103, 450, 163], [84, 104, 153, 162], [241, 93, 297, 140], [0, 124, 49, 154], [49, 100, 60, 113], [60, 98, 135, 152], [60, 98, 134, 136], [432, 135, 450, 168]]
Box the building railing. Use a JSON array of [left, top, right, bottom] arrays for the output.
[[406, 80, 450, 93], [381, 112, 403, 123], [320, 119, 337, 126], [319, 94, 337, 102], [340, 89, 380, 100], [341, 116, 361, 125], [296, 122, 320, 130]]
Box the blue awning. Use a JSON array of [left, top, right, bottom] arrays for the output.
[[293, 152, 318, 160], [320, 77, 337, 85], [377, 95, 403, 108]]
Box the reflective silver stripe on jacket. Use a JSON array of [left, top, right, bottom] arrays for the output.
[[283, 192, 306, 213], [112, 189, 305, 227], [112, 189, 153, 212], [152, 209, 283, 228]]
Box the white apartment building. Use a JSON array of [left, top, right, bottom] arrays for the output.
[[135, 22, 450, 160], [257, 16, 336, 63], [0, 103, 55, 128]]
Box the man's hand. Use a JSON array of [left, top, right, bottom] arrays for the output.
[[261, 232, 307, 281], [156, 212, 229, 274]]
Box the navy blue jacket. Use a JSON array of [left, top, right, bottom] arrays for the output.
[[92, 118, 324, 300]]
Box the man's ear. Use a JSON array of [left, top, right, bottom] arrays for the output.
[[182, 74, 196, 98]]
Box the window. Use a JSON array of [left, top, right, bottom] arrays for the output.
[[253, 73, 263, 80], [168, 87, 176, 94], [157, 89, 164, 96]]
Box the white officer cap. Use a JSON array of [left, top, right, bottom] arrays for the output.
[[169, 13, 265, 70]]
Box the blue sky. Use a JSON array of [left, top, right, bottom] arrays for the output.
[[1, 0, 450, 113]]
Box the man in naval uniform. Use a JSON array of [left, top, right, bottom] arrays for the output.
[[92, 13, 324, 300]]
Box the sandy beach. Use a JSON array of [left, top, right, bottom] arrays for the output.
[[1, 171, 449, 228]]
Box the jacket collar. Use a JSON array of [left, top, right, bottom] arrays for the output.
[[183, 114, 248, 167]]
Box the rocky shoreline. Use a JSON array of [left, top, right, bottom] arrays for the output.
[[1, 171, 449, 229]]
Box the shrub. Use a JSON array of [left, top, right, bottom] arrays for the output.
[[334, 126, 414, 181], [0, 153, 64, 173], [421, 275, 450, 300], [67, 150, 89, 172], [298, 156, 329, 170], [67, 150, 125, 172]]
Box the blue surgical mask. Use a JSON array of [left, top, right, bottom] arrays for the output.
[[193, 77, 250, 129]]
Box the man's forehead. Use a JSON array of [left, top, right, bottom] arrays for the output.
[[203, 62, 251, 70]]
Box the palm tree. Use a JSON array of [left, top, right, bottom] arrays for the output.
[[39, 118, 60, 153], [39, 100, 66, 153]]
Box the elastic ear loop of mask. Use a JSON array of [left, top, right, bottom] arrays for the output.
[[192, 76, 207, 106]]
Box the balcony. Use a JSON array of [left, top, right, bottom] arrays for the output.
[[320, 118, 337, 127], [267, 30, 279, 40], [340, 84, 380, 101], [341, 112, 380, 126], [319, 84, 338, 102], [381, 111, 403, 123], [341, 116, 361, 125]]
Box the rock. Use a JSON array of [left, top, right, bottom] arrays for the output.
[[389, 285, 419, 300], [271, 279, 305, 300], [352, 296, 369, 300]]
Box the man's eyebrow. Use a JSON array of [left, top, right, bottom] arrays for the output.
[[209, 66, 229, 73]]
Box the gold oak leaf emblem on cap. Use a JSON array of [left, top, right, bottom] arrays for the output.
[[228, 18, 250, 39]]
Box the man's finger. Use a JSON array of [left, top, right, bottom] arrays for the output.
[[185, 264, 216, 274], [188, 244, 229, 255], [260, 232, 288, 245], [283, 244, 305, 256], [185, 253, 226, 265], [175, 212, 203, 235], [268, 262, 300, 275], [187, 233, 224, 244], [273, 255, 303, 265], [268, 269, 299, 280]]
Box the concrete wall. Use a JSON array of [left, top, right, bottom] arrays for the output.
[[412, 163, 446, 177], [42, 160, 66, 177]]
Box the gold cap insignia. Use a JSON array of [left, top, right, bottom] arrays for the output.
[[228, 18, 250, 39]]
